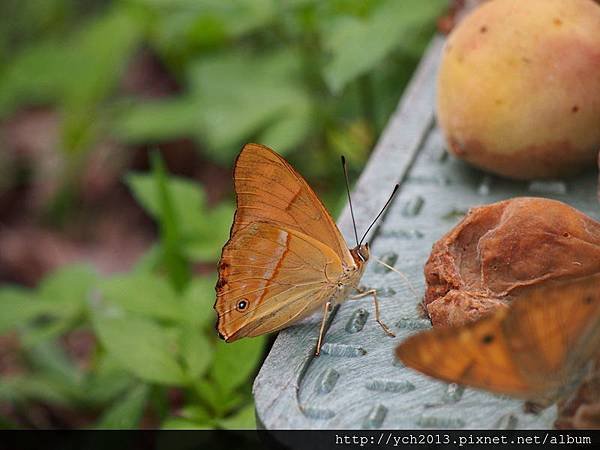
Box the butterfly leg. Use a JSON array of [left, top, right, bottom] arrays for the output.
[[315, 301, 332, 357], [351, 289, 396, 338]]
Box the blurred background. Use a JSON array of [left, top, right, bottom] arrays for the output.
[[0, 0, 448, 428]]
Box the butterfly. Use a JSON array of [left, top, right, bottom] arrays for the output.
[[396, 273, 600, 407], [214, 143, 398, 355]]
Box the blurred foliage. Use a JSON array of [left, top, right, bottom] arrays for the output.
[[0, 0, 446, 429], [0, 0, 445, 185], [0, 156, 265, 428]]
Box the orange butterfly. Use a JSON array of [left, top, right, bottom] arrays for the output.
[[396, 274, 600, 407], [214, 143, 397, 354]]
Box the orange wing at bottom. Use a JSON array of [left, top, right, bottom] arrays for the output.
[[396, 275, 600, 402], [215, 222, 343, 341]]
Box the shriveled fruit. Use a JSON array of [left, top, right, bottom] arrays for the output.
[[424, 197, 600, 327]]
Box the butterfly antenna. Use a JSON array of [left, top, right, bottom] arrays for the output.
[[373, 256, 420, 302], [359, 184, 400, 245], [341, 155, 359, 247]]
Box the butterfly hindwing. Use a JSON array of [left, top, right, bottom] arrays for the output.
[[215, 222, 342, 341]]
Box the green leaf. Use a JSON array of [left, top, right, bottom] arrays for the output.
[[217, 403, 256, 429], [182, 202, 233, 263], [20, 316, 75, 348], [322, 0, 446, 92], [0, 40, 71, 116], [96, 384, 150, 429], [91, 310, 186, 385], [189, 50, 313, 163], [151, 151, 191, 291], [126, 172, 206, 235], [180, 325, 212, 379], [146, 0, 276, 61], [126, 172, 233, 263], [160, 404, 214, 429], [0, 287, 48, 334], [60, 6, 143, 153], [132, 244, 163, 274], [38, 264, 98, 309], [161, 417, 214, 430], [19, 265, 98, 345], [210, 336, 266, 395], [181, 276, 218, 330], [0, 375, 74, 406], [27, 341, 82, 388], [99, 272, 182, 322], [113, 97, 201, 143], [84, 356, 134, 406], [179, 405, 212, 423]]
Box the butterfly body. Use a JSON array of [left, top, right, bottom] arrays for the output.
[[214, 143, 371, 343]]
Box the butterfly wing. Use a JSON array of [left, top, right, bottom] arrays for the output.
[[396, 274, 600, 400], [503, 274, 600, 390], [396, 308, 539, 398], [215, 222, 343, 341], [230, 143, 354, 265]]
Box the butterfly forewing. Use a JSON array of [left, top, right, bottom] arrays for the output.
[[231, 143, 354, 265], [396, 308, 537, 397], [505, 274, 600, 391]]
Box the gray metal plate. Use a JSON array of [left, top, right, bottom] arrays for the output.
[[253, 36, 599, 429]]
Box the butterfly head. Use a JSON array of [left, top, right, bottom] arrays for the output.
[[350, 242, 370, 265]]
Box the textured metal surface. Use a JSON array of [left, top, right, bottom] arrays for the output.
[[253, 35, 599, 429]]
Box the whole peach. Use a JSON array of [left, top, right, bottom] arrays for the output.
[[437, 0, 600, 179]]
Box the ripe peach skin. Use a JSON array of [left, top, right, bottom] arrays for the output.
[[437, 0, 600, 180]]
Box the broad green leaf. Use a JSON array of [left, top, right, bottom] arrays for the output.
[[182, 202, 233, 263], [113, 97, 201, 143], [96, 384, 149, 429], [27, 341, 82, 387], [217, 403, 256, 429], [126, 172, 232, 263], [193, 378, 245, 416], [145, 0, 276, 61], [126, 172, 206, 235], [132, 244, 163, 274], [259, 105, 313, 153], [38, 264, 98, 309], [0, 5, 142, 151], [181, 276, 217, 330], [99, 272, 182, 322], [0, 287, 49, 334], [0, 374, 77, 406], [20, 316, 75, 348], [84, 356, 134, 406], [210, 336, 266, 395], [60, 6, 143, 153], [91, 311, 186, 385], [322, 0, 446, 92], [180, 325, 212, 379], [19, 265, 99, 345], [190, 50, 313, 163], [0, 40, 71, 116]]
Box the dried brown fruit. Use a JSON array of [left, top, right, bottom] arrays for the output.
[[424, 197, 600, 327]]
